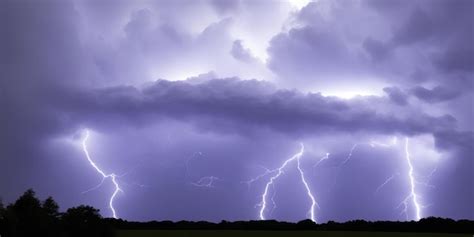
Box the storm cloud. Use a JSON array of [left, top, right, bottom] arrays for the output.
[[1, 0, 472, 222]]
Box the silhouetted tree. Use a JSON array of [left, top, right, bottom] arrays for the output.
[[6, 189, 44, 236], [42, 197, 60, 219], [10, 189, 42, 217], [0, 198, 5, 236], [0, 190, 63, 237], [297, 219, 317, 229], [0, 198, 4, 212], [63, 205, 101, 224], [62, 205, 113, 237], [42, 197, 61, 236]]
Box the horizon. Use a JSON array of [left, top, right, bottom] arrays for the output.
[[1, 0, 473, 224], [3, 188, 472, 224]]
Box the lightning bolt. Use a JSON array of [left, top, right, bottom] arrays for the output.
[[342, 137, 398, 166], [313, 153, 330, 168], [416, 166, 438, 189], [425, 167, 438, 184], [296, 149, 317, 222], [257, 143, 318, 222], [82, 130, 122, 219], [369, 137, 398, 148], [242, 166, 273, 189], [337, 136, 429, 221], [332, 137, 398, 191], [374, 173, 399, 194], [191, 176, 220, 188], [341, 143, 359, 165], [337, 136, 426, 220], [399, 137, 422, 221]]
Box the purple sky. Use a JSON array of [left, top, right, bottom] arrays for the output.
[[1, 0, 473, 223]]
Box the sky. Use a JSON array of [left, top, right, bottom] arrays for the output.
[[0, 0, 473, 223]]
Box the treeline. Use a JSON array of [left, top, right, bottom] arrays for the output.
[[1, 189, 473, 237], [110, 218, 474, 233], [0, 189, 113, 237]]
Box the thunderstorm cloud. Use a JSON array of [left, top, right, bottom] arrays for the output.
[[1, 0, 472, 222]]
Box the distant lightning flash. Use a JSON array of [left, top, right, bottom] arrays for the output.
[[191, 176, 220, 188], [313, 152, 330, 168], [331, 137, 398, 191], [337, 136, 427, 221], [82, 130, 122, 219], [242, 166, 273, 189], [342, 137, 398, 166], [400, 137, 422, 221], [374, 173, 399, 194], [257, 143, 318, 222], [342, 144, 359, 165]]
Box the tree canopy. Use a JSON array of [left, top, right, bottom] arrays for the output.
[[0, 189, 112, 237]]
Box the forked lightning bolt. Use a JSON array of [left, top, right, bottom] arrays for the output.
[[257, 143, 318, 222], [334, 136, 429, 221], [296, 150, 318, 222], [400, 137, 421, 221], [82, 130, 122, 218]]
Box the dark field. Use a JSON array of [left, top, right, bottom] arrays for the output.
[[118, 230, 471, 237]]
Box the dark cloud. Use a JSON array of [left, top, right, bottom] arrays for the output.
[[380, 0, 474, 74], [363, 37, 391, 62], [230, 40, 257, 63], [431, 130, 474, 219], [391, 7, 435, 46], [434, 48, 474, 73], [434, 130, 473, 153], [210, 0, 241, 14], [267, 25, 364, 88], [383, 87, 408, 106], [0, 0, 89, 142], [411, 86, 460, 104], [51, 79, 456, 139], [366, 0, 409, 12], [269, 0, 473, 91]]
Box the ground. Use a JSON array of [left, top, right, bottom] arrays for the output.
[[118, 230, 471, 237]]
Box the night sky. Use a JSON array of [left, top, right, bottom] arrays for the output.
[[1, 0, 473, 223]]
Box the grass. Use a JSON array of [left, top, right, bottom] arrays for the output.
[[118, 230, 471, 237]]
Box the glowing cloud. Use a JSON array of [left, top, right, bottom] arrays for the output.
[[289, 0, 312, 10]]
